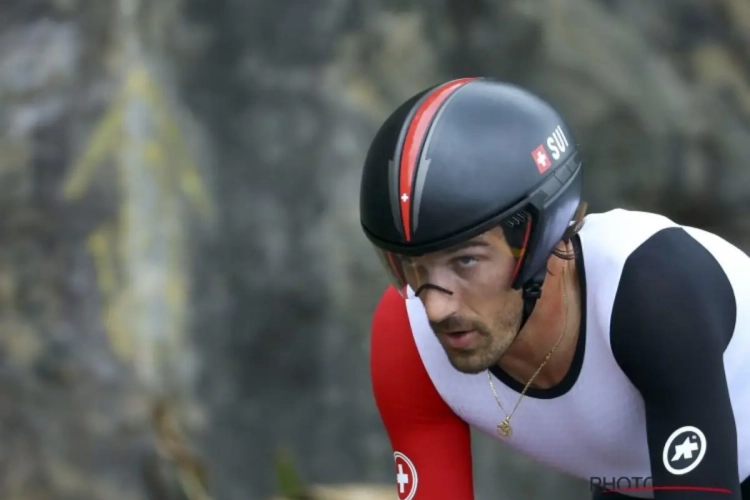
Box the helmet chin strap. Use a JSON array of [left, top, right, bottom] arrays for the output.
[[519, 269, 546, 331]]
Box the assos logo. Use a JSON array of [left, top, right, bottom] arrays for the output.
[[663, 426, 706, 475], [591, 426, 731, 495]]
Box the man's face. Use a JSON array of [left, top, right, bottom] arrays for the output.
[[401, 228, 523, 374]]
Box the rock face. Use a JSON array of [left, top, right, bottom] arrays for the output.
[[1, 0, 749, 500]]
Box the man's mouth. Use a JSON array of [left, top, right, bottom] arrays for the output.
[[441, 329, 479, 349]]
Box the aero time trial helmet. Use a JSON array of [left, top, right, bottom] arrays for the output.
[[359, 78, 583, 324]]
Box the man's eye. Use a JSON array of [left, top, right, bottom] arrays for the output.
[[454, 256, 478, 267]]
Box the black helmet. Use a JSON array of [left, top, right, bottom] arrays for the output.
[[360, 77, 583, 323]]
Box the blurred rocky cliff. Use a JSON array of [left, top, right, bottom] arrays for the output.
[[1, 0, 749, 499]]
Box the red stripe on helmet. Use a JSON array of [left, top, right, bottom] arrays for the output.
[[511, 216, 533, 282], [398, 78, 475, 241]]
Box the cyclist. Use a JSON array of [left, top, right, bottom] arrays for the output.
[[360, 77, 750, 499]]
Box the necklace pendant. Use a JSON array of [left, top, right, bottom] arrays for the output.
[[497, 417, 512, 438]]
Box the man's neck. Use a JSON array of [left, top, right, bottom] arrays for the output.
[[496, 258, 582, 389]]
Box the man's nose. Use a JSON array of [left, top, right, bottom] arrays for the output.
[[421, 286, 458, 324]]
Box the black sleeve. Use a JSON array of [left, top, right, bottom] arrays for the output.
[[610, 227, 740, 499]]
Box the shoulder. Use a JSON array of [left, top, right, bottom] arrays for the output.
[[610, 225, 737, 334], [578, 208, 679, 269], [369, 286, 428, 398], [370, 286, 459, 421], [606, 223, 738, 382], [579, 209, 739, 346], [370, 286, 413, 361], [577, 210, 680, 334]]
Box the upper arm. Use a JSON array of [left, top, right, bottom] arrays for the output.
[[370, 287, 474, 500], [611, 228, 740, 498]]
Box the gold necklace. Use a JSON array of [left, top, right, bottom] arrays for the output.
[[487, 265, 569, 438]]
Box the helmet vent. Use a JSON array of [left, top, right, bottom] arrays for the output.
[[503, 212, 529, 228]]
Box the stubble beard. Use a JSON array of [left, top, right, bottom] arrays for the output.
[[445, 316, 521, 375]]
